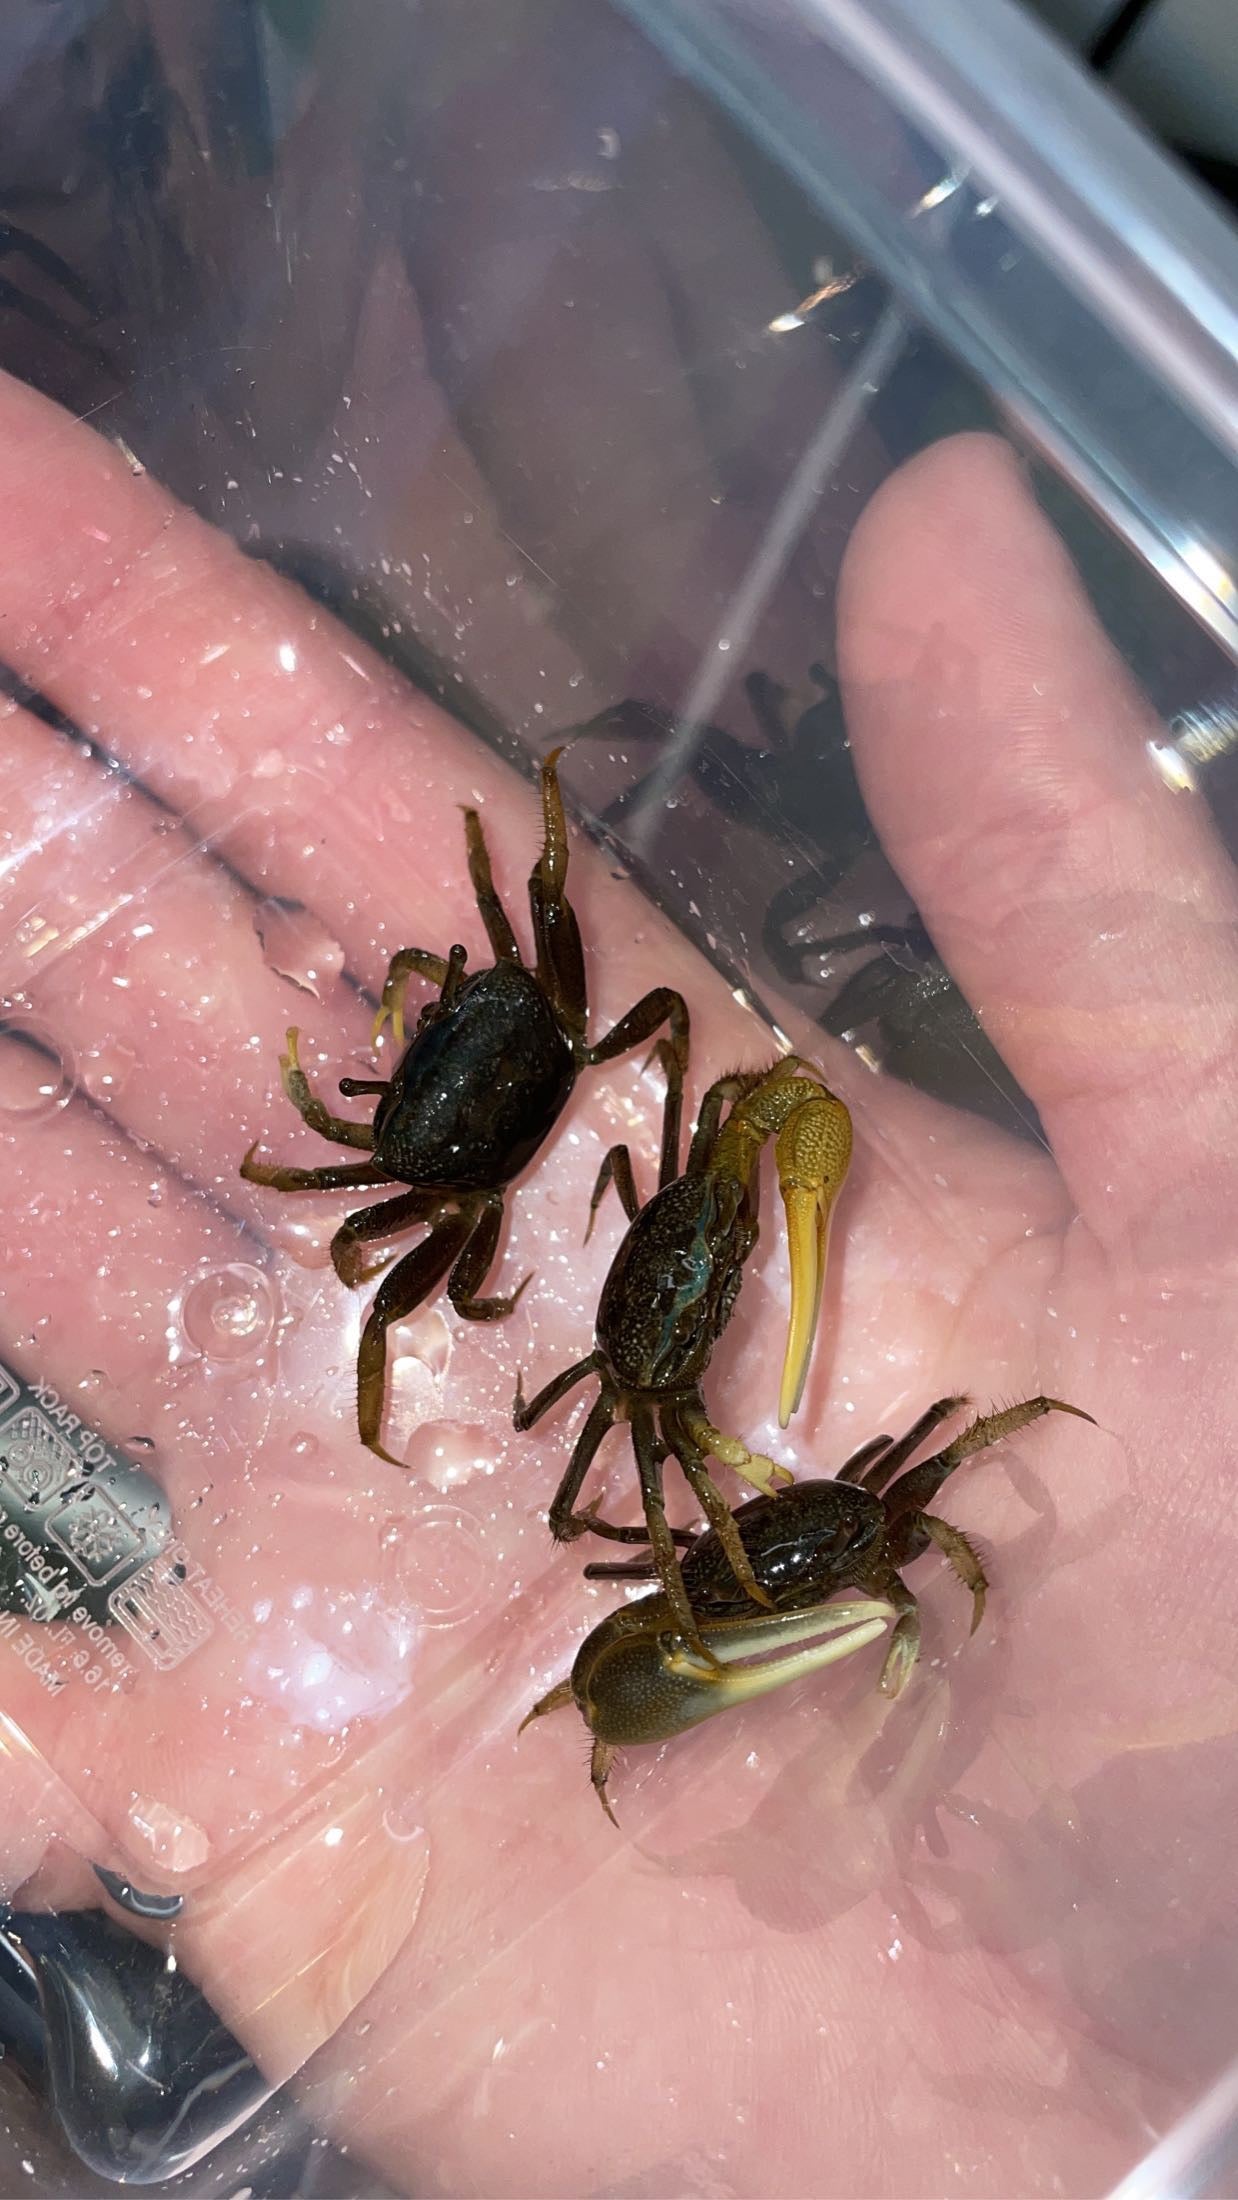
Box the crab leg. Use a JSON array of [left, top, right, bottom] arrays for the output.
[[677, 1403, 792, 1499], [279, 1026, 376, 1148]]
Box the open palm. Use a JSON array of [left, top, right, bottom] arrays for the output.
[[0, 369, 1234, 2198]]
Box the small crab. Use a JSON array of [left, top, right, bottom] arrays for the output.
[[521, 1393, 1093, 1822], [241, 751, 688, 1463], [514, 1056, 852, 1650]]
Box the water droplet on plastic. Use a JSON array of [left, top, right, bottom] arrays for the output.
[[0, 1017, 73, 1118], [380, 1502, 488, 1626], [386, 1343, 449, 1436], [253, 900, 345, 1003], [399, 1420, 490, 1493], [267, 1210, 336, 1270], [181, 1265, 277, 1360], [80, 1038, 138, 1106], [398, 1309, 452, 1383]]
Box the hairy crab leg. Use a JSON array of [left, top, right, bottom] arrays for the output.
[[920, 1513, 989, 1633], [880, 1396, 1096, 1520], [850, 1396, 969, 1492]]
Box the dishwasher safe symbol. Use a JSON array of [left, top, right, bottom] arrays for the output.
[[107, 1545, 214, 1671]]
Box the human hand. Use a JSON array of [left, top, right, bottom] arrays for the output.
[[0, 369, 1233, 2196]]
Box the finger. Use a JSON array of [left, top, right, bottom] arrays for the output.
[[0, 371, 656, 1012], [0, 375, 1068, 1461], [0, 367, 820, 1136], [837, 432, 1238, 1265], [0, 694, 381, 1222]]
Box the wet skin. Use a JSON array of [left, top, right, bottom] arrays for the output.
[[0, 339, 1231, 2197]]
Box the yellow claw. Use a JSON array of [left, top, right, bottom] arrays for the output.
[[774, 1089, 852, 1427]]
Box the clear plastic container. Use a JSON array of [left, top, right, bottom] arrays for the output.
[[0, 1, 1234, 2193]]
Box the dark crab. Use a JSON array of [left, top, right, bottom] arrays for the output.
[[514, 1056, 852, 1650], [241, 750, 688, 1464], [522, 1393, 1093, 1821]]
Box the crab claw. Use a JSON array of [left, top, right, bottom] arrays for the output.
[[573, 1594, 892, 1750], [775, 1088, 853, 1427]]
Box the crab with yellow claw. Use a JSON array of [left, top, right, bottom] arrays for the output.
[[521, 1393, 1093, 1823], [513, 1054, 853, 1654], [239, 751, 689, 1465]]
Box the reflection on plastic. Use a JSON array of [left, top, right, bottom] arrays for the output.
[[1108, 2050, 1238, 2200], [0, 1905, 269, 2185]]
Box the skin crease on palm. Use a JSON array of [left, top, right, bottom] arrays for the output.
[[0, 355, 1235, 2200]]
